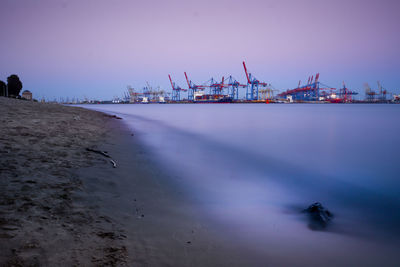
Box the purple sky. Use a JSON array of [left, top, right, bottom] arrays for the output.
[[1, 0, 399, 100]]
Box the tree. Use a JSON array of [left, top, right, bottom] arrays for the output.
[[7, 74, 23, 97], [0, 80, 6, 96]]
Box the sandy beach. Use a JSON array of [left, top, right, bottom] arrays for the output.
[[2, 97, 400, 266], [0, 97, 254, 266], [0, 97, 129, 265], [0, 98, 131, 266]]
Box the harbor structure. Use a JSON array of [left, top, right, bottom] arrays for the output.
[[122, 62, 396, 104], [277, 74, 359, 103], [365, 81, 390, 102], [242, 61, 270, 101], [168, 74, 187, 101]]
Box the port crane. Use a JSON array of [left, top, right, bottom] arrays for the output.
[[336, 82, 358, 102], [278, 73, 336, 101], [377, 81, 388, 101], [168, 74, 187, 101], [206, 76, 231, 100], [209, 77, 224, 96], [184, 72, 208, 101], [364, 81, 390, 102], [225, 75, 246, 100], [127, 86, 142, 103], [243, 61, 270, 100]]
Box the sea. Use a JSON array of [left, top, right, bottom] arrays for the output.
[[81, 103, 400, 265]]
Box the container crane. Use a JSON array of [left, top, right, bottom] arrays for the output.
[[377, 81, 387, 101], [184, 72, 208, 101], [278, 73, 336, 101], [168, 74, 187, 101], [364, 83, 376, 102], [127, 86, 142, 103], [337, 81, 358, 103], [243, 61, 269, 101], [225, 76, 246, 100], [208, 76, 228, 100]]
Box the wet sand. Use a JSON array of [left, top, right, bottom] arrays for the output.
[[76, 115, 269, 267]]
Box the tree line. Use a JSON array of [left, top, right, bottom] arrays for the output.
[[0, 74, 23, 97]]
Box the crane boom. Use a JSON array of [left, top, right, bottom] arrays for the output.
[[146, 81, 152, 93], [315, 73, 320, 84], [184, 72, 191, 88], [220, 76, 225, 91], [168, 75, 174, 89], [242, 61, 251, 83], [377, 81, 382, 94]]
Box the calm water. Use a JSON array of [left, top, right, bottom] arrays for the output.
[[82, 103, 400, 265]]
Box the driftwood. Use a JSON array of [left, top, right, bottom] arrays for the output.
[[110, 115, 122, 120], [104, 114, 122, 120], [86, 148, 117, 168], [110, 159, 117, 168], [86, 148, 110, 158]]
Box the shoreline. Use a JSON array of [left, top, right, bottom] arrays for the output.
[[71, 101, 399, 105], [0, 97, 258, 266], [81, 103, 400, 267], [3, 97, 399, 266], [76, 109, 266, 266]]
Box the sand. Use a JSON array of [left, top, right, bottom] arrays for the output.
[[0, 97, 255, 267], [0, 97, 128, 266]]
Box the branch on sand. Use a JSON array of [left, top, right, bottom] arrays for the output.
[[86, 148, 117, 168]]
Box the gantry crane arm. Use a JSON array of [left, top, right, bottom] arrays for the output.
[[220, 76, 225, 90], [146, 81, 152, 91], [184, 72, 191, 89], [377, 81, 382, 94], [168, 74, 175, 90], [242, 61, 251, 84]]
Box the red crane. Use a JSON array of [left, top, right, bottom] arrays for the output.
[[242, 61, 269, 100], [184, 72, 208, 101], [243, 61, 251, 84], [168, 74, 187, 101]]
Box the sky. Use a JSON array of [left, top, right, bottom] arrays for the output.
[[1, 0, 399, 100]]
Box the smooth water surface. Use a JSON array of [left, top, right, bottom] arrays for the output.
[[81, 103, 400, 265]]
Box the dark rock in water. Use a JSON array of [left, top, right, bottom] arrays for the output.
[[303, 202, 333, 230]]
